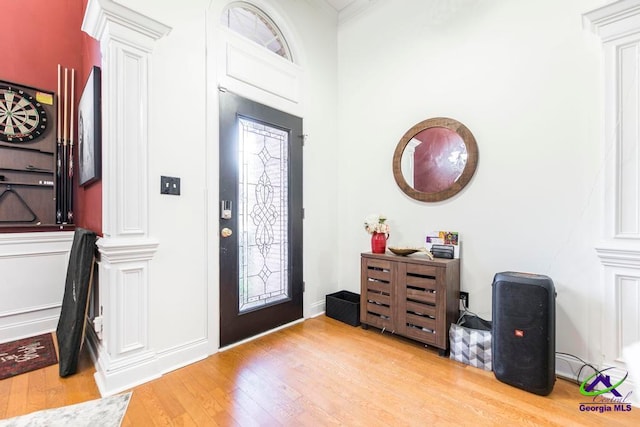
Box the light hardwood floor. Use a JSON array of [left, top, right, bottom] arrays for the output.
[[1, 316, 638, 426]]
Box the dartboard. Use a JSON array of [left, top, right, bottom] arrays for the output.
[[0, 84, 48, 143]]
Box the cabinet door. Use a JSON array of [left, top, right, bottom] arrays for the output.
[[1, 81, 57, 226], [360, 257, 394, 331], [399, 262, 441, 347]]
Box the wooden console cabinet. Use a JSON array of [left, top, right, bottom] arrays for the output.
[[360, 252, 460, 354]]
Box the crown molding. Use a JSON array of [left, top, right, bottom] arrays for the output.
[[584, 0, 640, 41], [82, 0, 171, 43], [338, 0, 378, 23]]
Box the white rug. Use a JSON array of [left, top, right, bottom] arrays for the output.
[[0, 392, 131, 427]]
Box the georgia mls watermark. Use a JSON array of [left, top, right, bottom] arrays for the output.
[[578, 367, 633, 413]]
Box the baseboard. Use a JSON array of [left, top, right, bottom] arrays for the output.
[[555, 353, 590, 384], [156, 338, 210, 376], [92, 354, 162, 398], [0, 308, 60, 343], [307, 298, 325, 318], [600, 363, 639, 408], [623, 343, 640, 408], [308, 310, 325, 319], [85, 327, 213, 397], [556, 353, 638, 407], [85, 328, 161, 397]]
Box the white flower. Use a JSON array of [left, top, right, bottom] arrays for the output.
[[364, 214, 390, 235]]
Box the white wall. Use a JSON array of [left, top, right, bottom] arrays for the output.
[[6, 0, 624, 395], [336, 0, 608, 369], [81, 0, 618, 392], [112, 0, 339, 364], [147, 1, 210, 357]]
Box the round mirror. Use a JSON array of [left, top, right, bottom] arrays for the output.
[[392, 117, 478, 202]]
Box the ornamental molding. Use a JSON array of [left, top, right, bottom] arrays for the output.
[[584, 0, 640, 41], [0, 231, 74, 247], [338, 0, 378, 23], [596, 244, 640, 268], [97, 237, 159, 263], [82, 0, 171, 45]]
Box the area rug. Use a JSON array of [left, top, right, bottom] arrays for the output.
[[0, 392, 132, 427], [0, 333, 58, 380]]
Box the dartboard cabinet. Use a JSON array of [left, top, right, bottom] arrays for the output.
[[0, 79, 57, 226]]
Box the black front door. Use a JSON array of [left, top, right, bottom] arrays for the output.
[[218, 90, 303, 347]]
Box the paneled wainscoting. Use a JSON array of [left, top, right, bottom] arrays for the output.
[[0, 231, 73, 343]]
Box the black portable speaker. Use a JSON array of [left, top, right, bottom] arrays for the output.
[[492, 271, 556, 395]]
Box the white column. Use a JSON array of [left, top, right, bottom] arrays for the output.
[[82, 0, 170, 396], [585, 0, 640, 404]]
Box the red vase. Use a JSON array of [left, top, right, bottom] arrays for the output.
[[371, 232, 388, 254]]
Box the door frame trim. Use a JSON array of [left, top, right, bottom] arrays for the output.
[[218, 90, 303, 347], [206, 2, 306, 352]]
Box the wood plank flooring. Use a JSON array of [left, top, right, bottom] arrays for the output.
[[1, 316, 639, 426]]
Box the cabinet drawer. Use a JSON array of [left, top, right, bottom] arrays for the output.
[[366, 292, 390, 307], [405, 274, 437, 292], [365, 279, 391, 295], [366, 258, 392, 270], [406, 300, 436, 318], [406, 312, 436, 330], [360, 288, 393, 329], [403, 264, 439, 305], [363, 259, 392, 281], [404, 324, 438, 346], [364, 313, 393, 330], [361, 256, 394, 330], [404, 265, 438, 290], [405, 263, 438, 278], [406, 288, 436, 305], [404, 307, 438, 346]]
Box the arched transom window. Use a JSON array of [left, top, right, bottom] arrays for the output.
[[221, 2, 292, 61]]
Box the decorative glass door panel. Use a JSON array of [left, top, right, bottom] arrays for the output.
[[238, 118, 289, 312]]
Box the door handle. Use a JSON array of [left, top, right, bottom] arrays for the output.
[[221, 227, 233, 238]]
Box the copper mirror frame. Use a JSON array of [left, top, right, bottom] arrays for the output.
[[392, 117, 479, 202]]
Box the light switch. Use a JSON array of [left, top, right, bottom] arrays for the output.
[[160, 176, 181, 195]]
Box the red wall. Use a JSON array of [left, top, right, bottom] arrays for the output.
[[0, 0, 102, 234], [77, 0, 103, 235]]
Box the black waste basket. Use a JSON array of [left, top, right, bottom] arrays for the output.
[[326, 290, 360, 326]]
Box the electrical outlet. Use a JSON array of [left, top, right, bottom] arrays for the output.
[[460, 291, 469, 309], [160, 176, 181, 195]]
